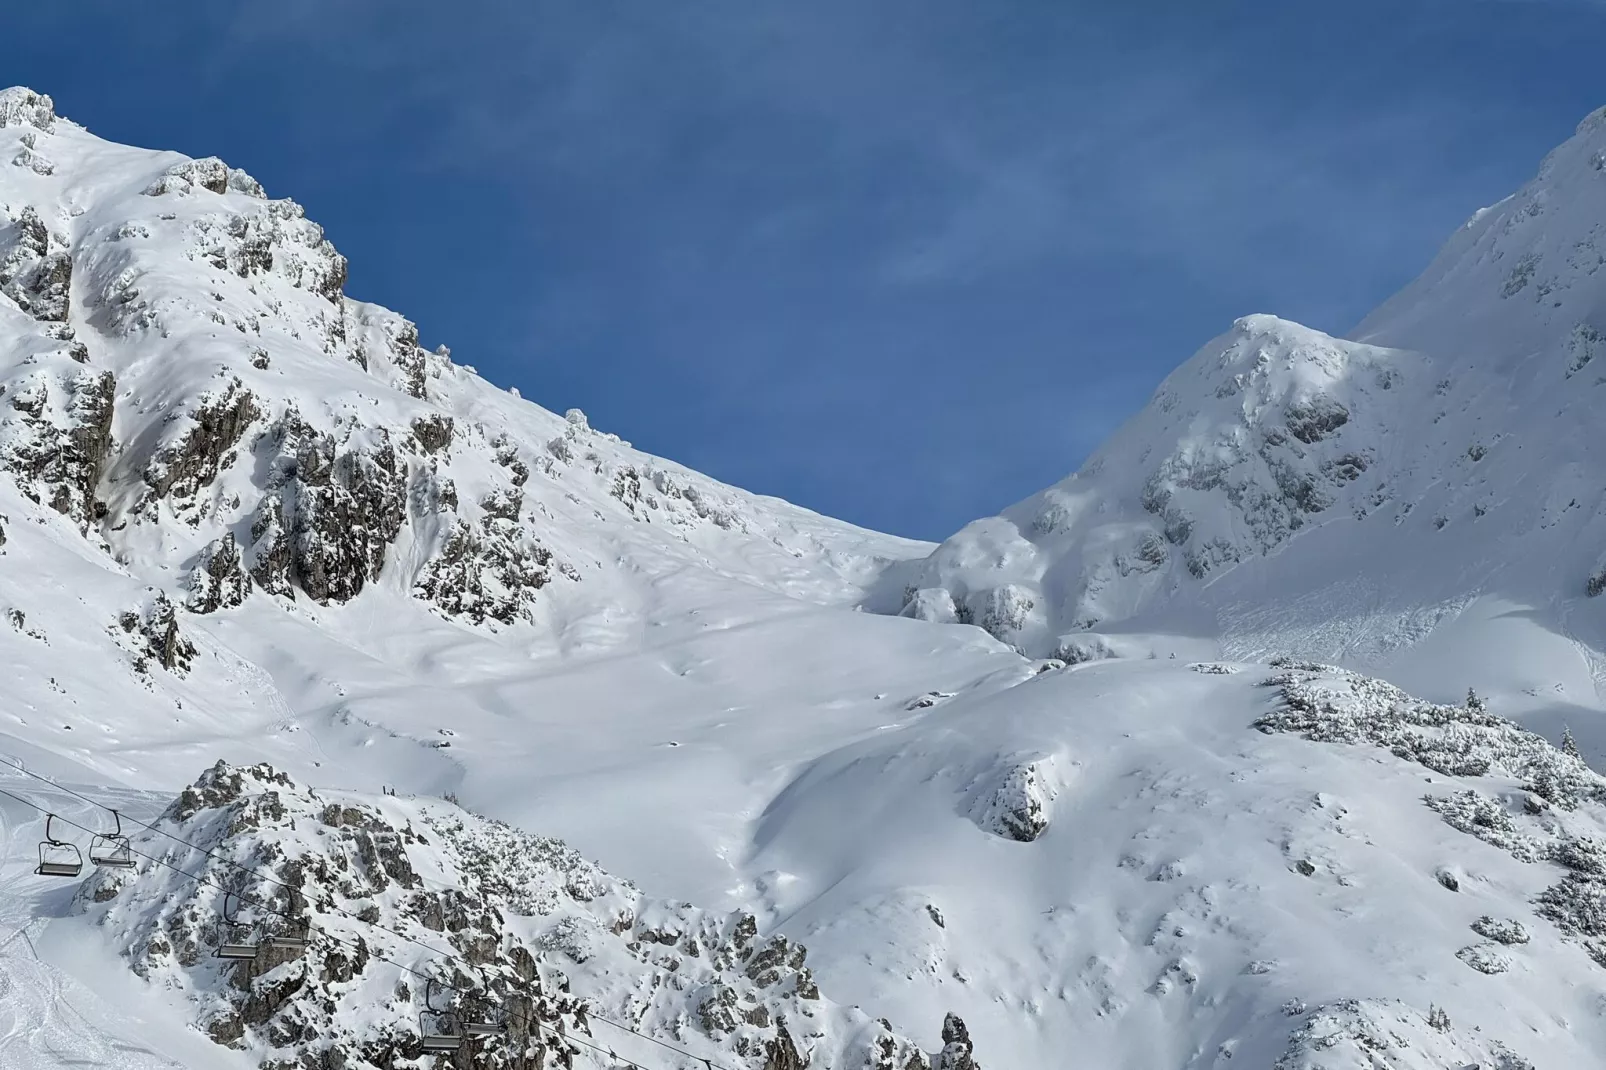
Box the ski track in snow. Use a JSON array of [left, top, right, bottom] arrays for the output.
[[0, 790, 198, 1070]]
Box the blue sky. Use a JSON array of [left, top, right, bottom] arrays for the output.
[[11, 2, 1606, 539]]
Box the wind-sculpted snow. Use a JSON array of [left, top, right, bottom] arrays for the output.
[[77, 761, 949, 1070], [735, 658, 1606, 1067]]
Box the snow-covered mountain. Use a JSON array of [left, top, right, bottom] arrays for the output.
[[3, 85, 1606, 1070], [0, 87, 918, 632], [902, 105, 1606, 707]]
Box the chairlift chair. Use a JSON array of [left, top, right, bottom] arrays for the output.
[[263, 929, 311, 954], [215, 891, 260, 960], [458, 971, 507, 1039], [214, 890, 313, 961], [35, 815, 84, 878], [419, 978, 466, 1053], [89, 809, 137, 870]]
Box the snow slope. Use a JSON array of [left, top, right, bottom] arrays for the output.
[[3, 84, 1606, 1070]]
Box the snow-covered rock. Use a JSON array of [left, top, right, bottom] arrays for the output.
[[79, 760, 948, 1070], [1272, 999, 1533, 1070]]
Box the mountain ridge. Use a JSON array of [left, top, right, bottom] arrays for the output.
[[901, 102, 1606, 694]]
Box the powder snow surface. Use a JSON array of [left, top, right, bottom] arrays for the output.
[[1, 85, 1605, 1069]]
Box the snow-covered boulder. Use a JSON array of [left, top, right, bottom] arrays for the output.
[[967, 759, 1057, 842]]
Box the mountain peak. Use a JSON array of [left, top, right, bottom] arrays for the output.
[[903, 105, 1606, 662], [0, 86, 57, 131]]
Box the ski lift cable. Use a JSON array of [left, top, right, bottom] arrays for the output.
[[0, 775, 741, 1070], [0, 783, 667, 1070]]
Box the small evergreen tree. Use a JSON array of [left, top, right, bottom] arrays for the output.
[[1562, 725, 1582, 759], [1465, 687, 1486, 712], [1428, 1004, 1451, 1031]]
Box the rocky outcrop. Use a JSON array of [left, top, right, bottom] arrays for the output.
[[969, 760, 1056, 842], [1260, 661, 1606, 970], [246, 415, 405, 604], [0, 366, 114, 528], [1273, 999, 1531, 1070], [143, 157, 266, 199], [763, 1022, 805, 1070], [78, 762, 939, 1070], [0, 205, 72, 321], [931, 1013, 979, 1070], [0, 87, 56, 132], [410, 414, 454, 454], [369, 317, 443, 399], [186, 533, 251, 614], [413, 516, 553, 625], [116, 592, 197, 673], [143, 379, 260, 500]]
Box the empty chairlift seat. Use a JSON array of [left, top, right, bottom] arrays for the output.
[[420, 979, 468, 1053], [89, 810, 137, 870], [35, 815, 83, 878], [419, 1022, 465, 1054], [216, 936, 261, 960], [213, 889, 314, 962], [262, 930, 311, 954]]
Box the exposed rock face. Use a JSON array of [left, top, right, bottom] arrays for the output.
[[763, 1022, 806, 1070], [0, 365, 114, 528], [0, 87, 56, 131], [409, 413, 454, 454], [932, 1013, 979, 1070], [144, 157, 266, 199], [79, 762, 938, 1070], [413, 516, 553, 625], [116, 592, 197, 673], [186, 532, 251, 614], [144, 379, 260, 500], [0, 205, 72, 321], [247, 416, 406, 604]]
